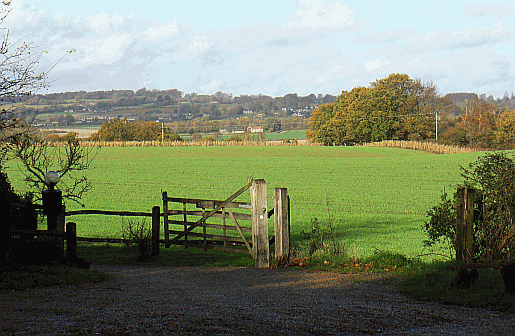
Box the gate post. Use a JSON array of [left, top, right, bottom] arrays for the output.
[[151, 206, 160, 256], [162, 192, 169, 248], [456, 188, 474, 262], [274, 188, 290, 266], [251, 179, 269, 268]]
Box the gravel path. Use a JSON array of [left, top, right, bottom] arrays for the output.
[[1, 265, 515, 335]]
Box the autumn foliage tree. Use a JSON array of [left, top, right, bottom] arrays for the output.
[[494, 109, 515, 149], [439, 101, 499, 148], [90, 119, 165, 141], [308, 74, 447, 145]]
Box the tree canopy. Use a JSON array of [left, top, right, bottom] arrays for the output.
[[90, 118, 165, 141], [307, 74, 448, 145]]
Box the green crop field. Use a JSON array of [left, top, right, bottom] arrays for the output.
[[265, 130, 307, 140], [6, 146, 487, 259]]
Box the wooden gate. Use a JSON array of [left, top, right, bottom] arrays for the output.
[[162, 178, 271, 267]]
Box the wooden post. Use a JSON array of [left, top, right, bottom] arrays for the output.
[[222, 207, 227, 248], [251, 179, 269, 268], [56, 204, 66, 253], [202, 207, 207, 251], [151, 206, 160, 256], [274, 188, 290, 266], [66, 222, 77, 261], [456, 188, 475, 262], [162, 191, 169, 248]]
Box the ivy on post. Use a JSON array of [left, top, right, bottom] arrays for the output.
[[251, 179, 269, 268]]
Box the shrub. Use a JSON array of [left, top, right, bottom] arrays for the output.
[[0, 168, 37, 266], [191, 133, 203, 142], [226, 134, 242, 142], [424, 191, 457, 255], [301, 217, 343, 257], [169, 132, 184, 142], [122, 219, 152, 261], [425, 152, 515, 263]]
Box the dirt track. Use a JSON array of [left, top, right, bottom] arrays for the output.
[[2, 265, 515, 335]]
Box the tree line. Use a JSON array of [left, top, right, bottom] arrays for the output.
[[19, 87, 337, 123], [77, 117, 308, 142], [307, 73, 515, 149]]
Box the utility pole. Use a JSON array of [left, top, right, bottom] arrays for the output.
[[435, 111, 438, 141], [161, 121, 164, 145]]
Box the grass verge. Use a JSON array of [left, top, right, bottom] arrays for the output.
[[77, 242, 255, 267], [398, 261, 515, 314], [0, 265, 108, 293]]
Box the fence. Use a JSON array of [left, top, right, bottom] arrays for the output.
[[11, 207, 162, 262], [11, 179, 290, 268]]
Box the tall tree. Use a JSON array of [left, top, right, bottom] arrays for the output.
[[308, 74, 446, 145], [494, 109, 515, 149]]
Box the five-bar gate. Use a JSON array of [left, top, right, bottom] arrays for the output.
[[162, 178, 281, 268]]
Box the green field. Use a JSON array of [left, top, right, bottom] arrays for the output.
[[6, 146, 486, 259], [265, 130, 307, 140]]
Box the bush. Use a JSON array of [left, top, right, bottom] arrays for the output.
[[169, 132, 184, 142], [301, 217, 343, 257], [226, 134, 242, 142], [425, 152, 515, 263], [0, 168, 37, 266], [122, 219, 153, 261]]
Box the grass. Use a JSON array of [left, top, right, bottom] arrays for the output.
[[399, 261, 515, 314], [0, 264, 108, 293], [5, 144, 513, 315], [6, 146, 485, 260], [77, 243, 254, 267], [265, 130, 307, 140]]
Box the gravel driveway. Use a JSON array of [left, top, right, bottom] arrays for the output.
[[2, 265, 515, 335]]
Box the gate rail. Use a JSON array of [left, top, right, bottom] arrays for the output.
[[163, 178, 276, 267]]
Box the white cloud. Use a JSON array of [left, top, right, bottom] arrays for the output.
[[365, 59, 391, 72], [189, 36, 209, 52], [75, 12, 132, 35], [284, 0, 355, 29], [142, 21, 180, 42], [64, 33, 133, 69], [464, 2, 514, 20], [2, 0, 515, 98]]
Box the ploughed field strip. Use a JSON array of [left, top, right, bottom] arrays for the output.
[[2, 266, 515, 335]]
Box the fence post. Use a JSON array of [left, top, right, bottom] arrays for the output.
[[56, 204, 66, 254], [151, 206, 160, 256], [162, 191, 169, 248], [456, 188, 475, 262], [274, 188, 290, 266], [66, 222, 77, 261], [251, 179, 269, 268]]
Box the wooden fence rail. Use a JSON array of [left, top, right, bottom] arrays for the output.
[[64, 206, 162, 257], [13, 180, 291, 268]]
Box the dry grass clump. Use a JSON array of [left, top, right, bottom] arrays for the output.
[[68, 139, 319, 147], [361, 140, 478, 154]]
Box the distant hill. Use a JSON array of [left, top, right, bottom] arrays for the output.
[[443, 93, 479, 106]]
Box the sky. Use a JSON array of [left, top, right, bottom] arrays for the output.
[[5, 0, 515, 98]]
